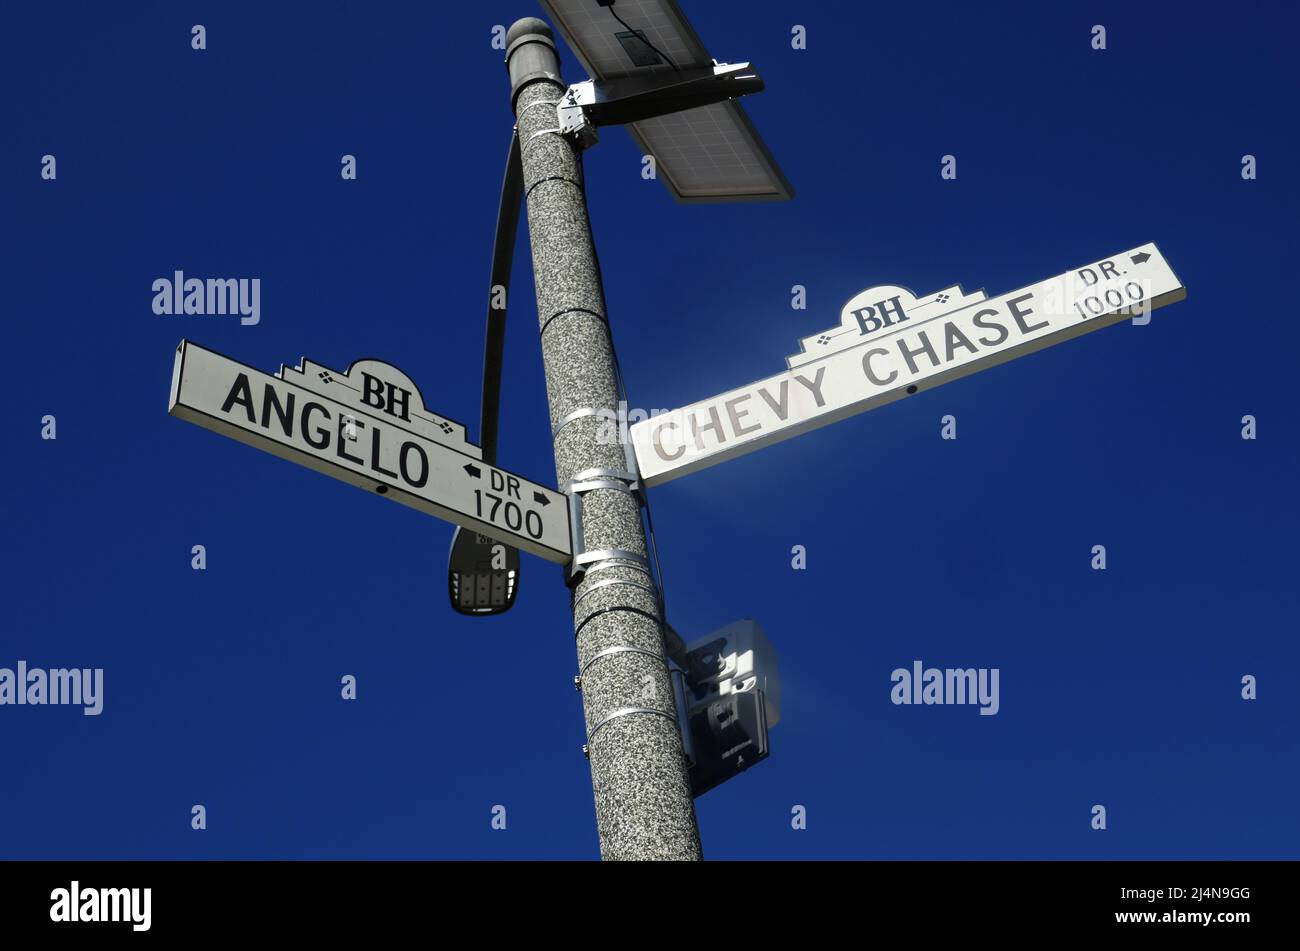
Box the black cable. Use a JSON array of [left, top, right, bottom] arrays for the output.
[[480, 130, 523, 467], [606, 3, 679, 72]]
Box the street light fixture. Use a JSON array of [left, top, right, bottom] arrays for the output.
[[448, 130, 525, 617], [448, 527, 521, 616]]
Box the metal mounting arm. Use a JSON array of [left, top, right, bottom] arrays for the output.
[[557, 61, 766, 147]]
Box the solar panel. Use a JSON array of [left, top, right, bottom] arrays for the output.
[[541, 0, 712, 78], [539, 0, 793, 202], [626, 101, 792, 201]]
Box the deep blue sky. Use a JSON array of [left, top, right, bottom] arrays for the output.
[[3, 1, 1297, 859]]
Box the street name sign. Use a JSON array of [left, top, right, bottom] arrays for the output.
[[169, 340, 572, 563], [630, 242, 1186, 486]]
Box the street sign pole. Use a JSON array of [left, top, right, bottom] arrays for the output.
[[506, 17, 702, 860]]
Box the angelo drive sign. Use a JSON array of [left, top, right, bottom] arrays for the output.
[[169, 341, 572, 563], [630, 242, 1186, 486]]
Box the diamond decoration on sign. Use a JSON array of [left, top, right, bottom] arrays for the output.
[[318, 371, 335, 384], [935, 293, 950, 304], [816, 335, 832, 346], [438, 421, 454, 435]]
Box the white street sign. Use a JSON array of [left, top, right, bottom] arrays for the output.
[[169, 340, 572, 563], [631, 242, 1186, 486]]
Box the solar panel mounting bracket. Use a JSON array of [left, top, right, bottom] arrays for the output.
[[556, 61, 765, 149]]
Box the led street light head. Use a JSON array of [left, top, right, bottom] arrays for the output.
[[448, 527, 520, 616]]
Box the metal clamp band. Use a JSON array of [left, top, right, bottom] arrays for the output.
[[566, 478, 637, 496], [579, 645, 667, 680], [564, 460, 647, 585], [554, 414, 643, 494], [573, 576, 656, 609], [576, 558, 653, 583], [573, 547, 650, 570], [586, 706, 678, 744], [571, 466, 638, 484], [581, 558, 653, 577], [579, 561, 654, 587], [553, 406, 617, 439], [516, 98, 561, 121], [527, 127, 563, 141]]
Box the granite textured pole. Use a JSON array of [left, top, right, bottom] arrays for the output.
[[505, 16, 702, 861]]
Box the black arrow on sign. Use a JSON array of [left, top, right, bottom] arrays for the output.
[[1131, 251, 1151, 265], [533, 491, 550, 506], [464, 463, 481, 479]]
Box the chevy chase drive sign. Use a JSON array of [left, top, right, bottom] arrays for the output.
[[630, 242, 1186, 486], [169, 341, 572, 563]]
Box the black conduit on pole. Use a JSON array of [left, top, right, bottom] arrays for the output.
[[479, 130, 524, 467]]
